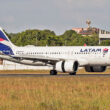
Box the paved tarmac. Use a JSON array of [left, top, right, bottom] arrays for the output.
[[0, 74, 110, 77]]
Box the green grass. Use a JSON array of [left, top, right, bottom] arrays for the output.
[[0, 77, 110, 110]]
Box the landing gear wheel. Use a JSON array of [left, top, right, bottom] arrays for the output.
[[69, 72, 76, 75], [50, 70, 57, 75]]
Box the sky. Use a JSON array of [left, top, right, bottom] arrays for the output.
[[0, 0, 110, 35]]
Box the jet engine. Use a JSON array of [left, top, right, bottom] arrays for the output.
[[85, 66, 106, 72], [55, 60, 79, 73]]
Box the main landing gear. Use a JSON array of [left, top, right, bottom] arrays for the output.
[[50, 70, 57, 75], [50, 70, 76, 75]]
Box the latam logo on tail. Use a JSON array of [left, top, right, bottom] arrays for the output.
[[0, 30, 14, 55], [0, 36, 11, 48]]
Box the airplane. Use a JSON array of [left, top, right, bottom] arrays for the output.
[[0, 27, 109, 75]]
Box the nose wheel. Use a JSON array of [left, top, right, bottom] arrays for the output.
[[50, 70, 57, 75], [69, 72, 76, 75]]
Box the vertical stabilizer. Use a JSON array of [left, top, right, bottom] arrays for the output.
[[0, 27, 15, 55]]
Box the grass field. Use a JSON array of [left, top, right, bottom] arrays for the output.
[[0, 69, 110, 110]]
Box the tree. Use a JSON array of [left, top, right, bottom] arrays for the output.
[[100, 40, 110, 46], [8, 29, 99, 46]]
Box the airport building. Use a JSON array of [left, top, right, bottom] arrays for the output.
[[72, 20, 99, 36], [72, 27, 99, 36], [72, 20, 110, 43], [99, 30, 110, 44]]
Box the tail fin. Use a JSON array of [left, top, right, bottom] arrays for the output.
[[0, 27, 14, 55]]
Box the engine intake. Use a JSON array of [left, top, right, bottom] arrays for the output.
[[85, 66, 106, 72], [55, 60, 79, 73]]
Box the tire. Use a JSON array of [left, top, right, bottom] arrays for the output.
[[69, 72, 76, 75], [50, 70, 57, 75]]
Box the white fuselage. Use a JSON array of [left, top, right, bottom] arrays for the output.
[[13, 46, 110, 66]]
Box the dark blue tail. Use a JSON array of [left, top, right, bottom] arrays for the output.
[[0, 28, 14, 55]]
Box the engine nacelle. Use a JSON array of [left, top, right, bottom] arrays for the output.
[[55, 60, 79, 73], [85, 66, 106, 72]]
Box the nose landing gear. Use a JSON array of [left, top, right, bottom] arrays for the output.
[[69, 72, 76, 75], [50, 70, 57, 75]]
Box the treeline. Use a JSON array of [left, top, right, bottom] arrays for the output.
[[6, 29, 110, 46]]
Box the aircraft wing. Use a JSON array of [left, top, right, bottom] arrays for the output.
[[0, 53, 88, 66], [12, 55, 62, 65], [12, 55, 88, 66]]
